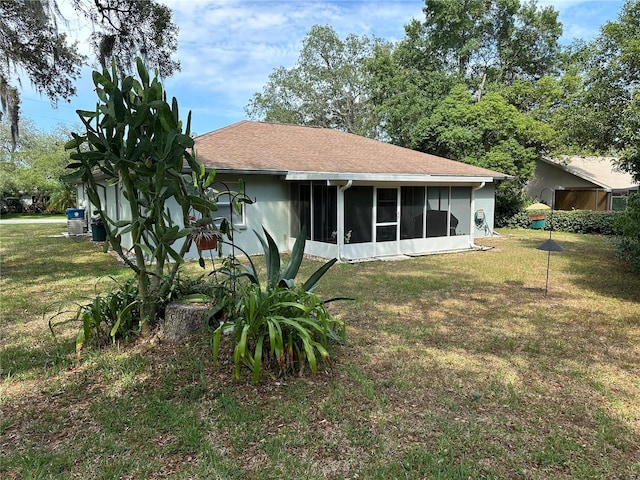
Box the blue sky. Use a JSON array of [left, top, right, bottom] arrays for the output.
[[17, 0, 625, 136]]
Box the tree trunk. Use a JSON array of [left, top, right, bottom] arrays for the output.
[[163, 302, 212, 342]]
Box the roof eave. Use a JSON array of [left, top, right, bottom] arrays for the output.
[[284, 171, 500, 183]]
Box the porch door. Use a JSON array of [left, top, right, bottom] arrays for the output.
[[375, 188, 399, 256]]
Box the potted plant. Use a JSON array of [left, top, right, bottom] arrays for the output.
[[190, 217, 220, 251]]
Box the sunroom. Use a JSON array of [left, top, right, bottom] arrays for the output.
[[288, 173, 495, 261]]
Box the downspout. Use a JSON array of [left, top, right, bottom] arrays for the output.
[[470, 182, 486, 249], [337, 180, 353, 262]]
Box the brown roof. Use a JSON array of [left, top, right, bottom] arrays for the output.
[[544, 156, 639, 191], [194, 121, 508, 180]]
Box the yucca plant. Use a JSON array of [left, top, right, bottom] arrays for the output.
[[212, 227, 346, 382], [232, 227, 337, 291]]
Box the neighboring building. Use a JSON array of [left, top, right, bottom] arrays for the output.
[[78, 121, 509, 261], [527, 156, 639, 211]]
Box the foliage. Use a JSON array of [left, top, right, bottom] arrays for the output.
[[212, 228, 344, 382], [46, 184, 76, 214], [69, 0, 179, 78], [214, 284, 345, 382], [49, 277, 140, 349], [49, 272, 220, 349], [0, 0, 83, 147], [367, 28, 456, 148], [603, 0, 640, 183], [240, 227, 338, 292], [555, 0, 640, 164], [64, 59, 217, 336], [614, 193, 640, 269], [246, 25, 385, 138], [418, 0, 562, 83], [410, 84, 555, 218], [502, 209, 624, 235], [0, 0, 179, 145], [0, 120, 72, 198], [369, 0, 562, 147]]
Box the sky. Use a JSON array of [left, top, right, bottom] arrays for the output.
[[16, 0, 626, 136]]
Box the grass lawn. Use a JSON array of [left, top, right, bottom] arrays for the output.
[[1, 224, 639, 479], [0, 214, 66, 221]]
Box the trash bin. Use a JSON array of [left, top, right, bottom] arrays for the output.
[[90, 213, 106, 241], [66, 208, 85, 219], [91, 222, 106, 241]]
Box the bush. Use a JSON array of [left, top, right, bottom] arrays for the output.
[[502, 209, 624, 235], [614, 193, 640, 270], [212, 227, 346, 382], [49, 277, 140, 349], [49, 273, 218, 350], [214, 284, 345, 382]]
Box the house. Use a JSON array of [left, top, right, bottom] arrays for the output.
[[78, 121, 509, 261], [527, 156, 639, 211]]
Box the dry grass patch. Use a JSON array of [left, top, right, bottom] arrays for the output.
[[1, 225, 639, 479]]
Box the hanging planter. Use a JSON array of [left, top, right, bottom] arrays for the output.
[[195, 234, 218, 251], [190, 217, 220, 251]]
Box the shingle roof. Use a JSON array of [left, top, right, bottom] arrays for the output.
[[194, 121, 508, 180], [543, 156, 638, 191]]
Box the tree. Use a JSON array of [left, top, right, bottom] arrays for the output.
[[369, 0, 562, 146], [246, 25, 384, 138], [367, 24, 456, 147], [0, 119, 72, 199], [65, 59, 217, 336], [0, 0, 179, 148], [418, 0, 561, 85], [0, 1, 83, 147], [410, 84, 555, 218], [597, 0, 640, 181], [589, 0, 640, 270]]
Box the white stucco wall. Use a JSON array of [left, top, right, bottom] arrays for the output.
[[473, 183, 496, 237], [184, 174, 290, 259], [85, 175, 498, 261]]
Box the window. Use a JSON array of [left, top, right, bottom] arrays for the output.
[[290, 182, 337, 244], [344, 186, 373, 244], [210, 182, 246, 227], [450, 187, 471, 235], [400, 186, 425, 239], [313, 184, 337, 244], [291, 183, 311, 239], [426, 187, 449, 237]]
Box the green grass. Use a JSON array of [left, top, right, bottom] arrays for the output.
[[0, 213, 66, 220], [1, 225, 639, 479]]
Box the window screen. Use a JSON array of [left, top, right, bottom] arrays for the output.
[[344, 186, 373, 244]]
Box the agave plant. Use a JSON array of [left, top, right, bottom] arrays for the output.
[[239, 227, 338, 291], [212, 227, 346, 382]]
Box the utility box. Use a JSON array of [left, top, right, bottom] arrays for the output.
[[67, 219, 85, 236]]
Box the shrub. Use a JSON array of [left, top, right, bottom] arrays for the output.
[[212, 227, 346, 382], [502, 209, 624, 235], [49, 277, 140, 349], [49, 273, 217, 349], [214, 284, 345, 382], [614, 193, 640, 270]]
